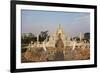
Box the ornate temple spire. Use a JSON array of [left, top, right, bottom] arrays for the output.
[[59, 24, 61, 30], [57, 24, 64, 35]]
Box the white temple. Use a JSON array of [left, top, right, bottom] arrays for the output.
[[28, 24, 90, 51], [44, 24, 70, 48], [22, 24, 90, 62]]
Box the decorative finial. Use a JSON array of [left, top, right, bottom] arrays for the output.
[[59, 24, 61, 29]]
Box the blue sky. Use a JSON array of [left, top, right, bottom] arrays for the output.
[[21, 10, 90, 37]]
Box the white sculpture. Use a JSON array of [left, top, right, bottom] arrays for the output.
[[72, 41, 76, 50], [43, 41, 47, 51]]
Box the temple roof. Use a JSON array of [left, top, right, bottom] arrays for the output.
[[56, 24, 64, 35]]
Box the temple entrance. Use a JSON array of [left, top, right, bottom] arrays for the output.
[[54, 33, 64, 61], [55, 33, 64, 49]]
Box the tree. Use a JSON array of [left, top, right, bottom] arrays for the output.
[[21, 33, 37, 44], [39, 30, 49, 42], [73, 37, 80, 42], [84, 33, 90, 42]]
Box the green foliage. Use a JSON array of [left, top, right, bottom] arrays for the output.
[[83, 32, 90, 42], [21, 31, 50, 44], [73, 37, 80, 41], [21, 33, 37, 44], [39, 30, 49, 42]]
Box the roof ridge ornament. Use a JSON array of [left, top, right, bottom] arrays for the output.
[[59, 24, 61, 30]]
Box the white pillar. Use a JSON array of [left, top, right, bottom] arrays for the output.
[[79, 33, 82, 41], [43, 41, 47, 51], [37, 35, 39, 47], [72, 41, 76, 50]]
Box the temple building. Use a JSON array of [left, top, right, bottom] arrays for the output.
[[33, 24, 90, 50], [45, 24, 71, 48], [23, 24, 90, 62]]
